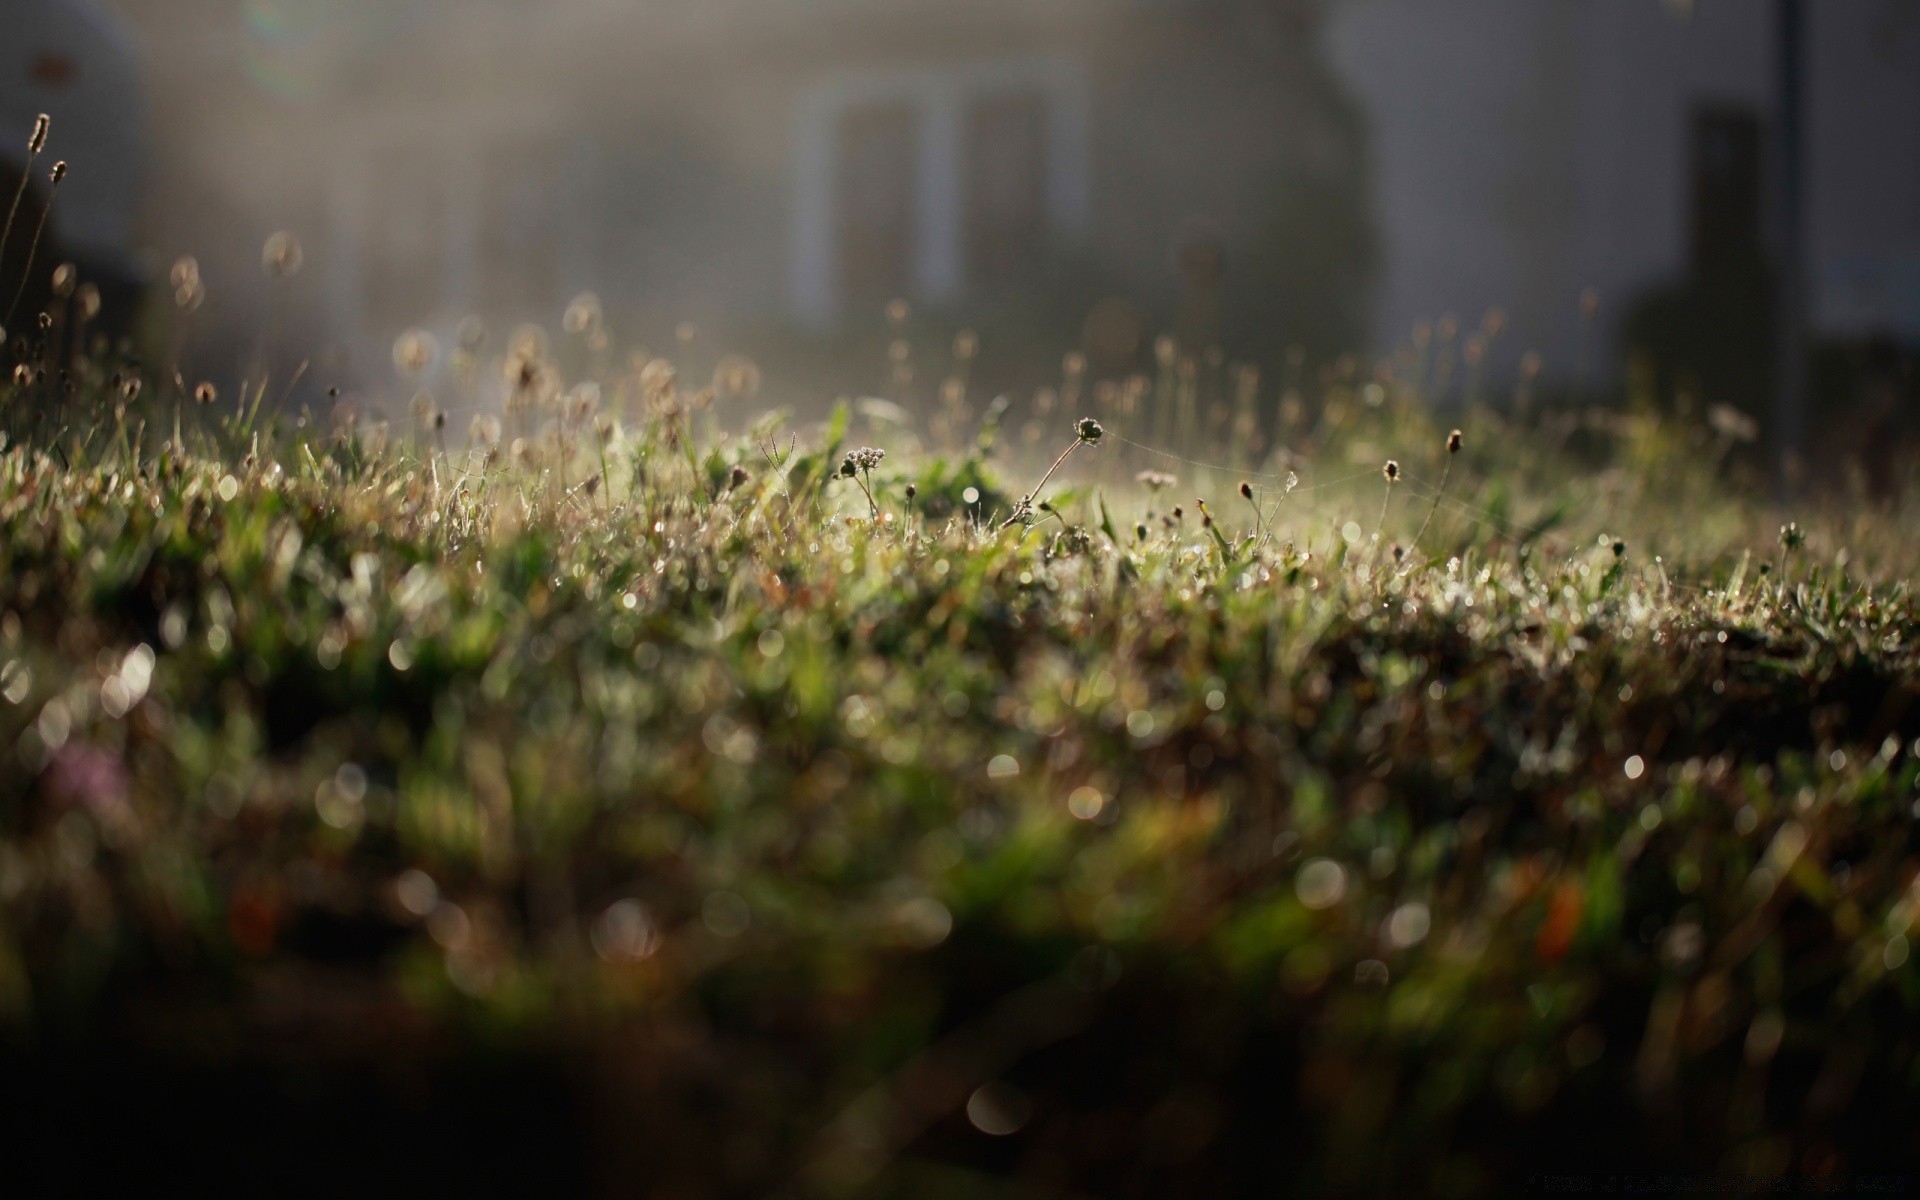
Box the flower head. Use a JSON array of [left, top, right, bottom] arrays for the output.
[[1075, 417, 1104, 445], [262, 231, 303, 278]]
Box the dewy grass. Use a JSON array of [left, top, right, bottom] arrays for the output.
[[5, 350, 1920, 1192], [5, 160, 1920, 1192]]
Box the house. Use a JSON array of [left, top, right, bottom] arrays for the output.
[[103, 0, 1374, 385], [19, 0, 1918, 434], [1325, 0, 1920, 404]]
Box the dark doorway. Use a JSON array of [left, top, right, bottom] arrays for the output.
[[964, 91, 1048, 292], [836, 103, 919, 309]]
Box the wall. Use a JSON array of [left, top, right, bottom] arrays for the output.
[[1327, 0, 1920, 388]]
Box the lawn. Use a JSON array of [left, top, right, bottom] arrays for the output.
[[2, 342, 1918, 1195]]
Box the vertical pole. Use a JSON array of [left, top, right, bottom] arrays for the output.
[[1774, 0, 1808, 487]]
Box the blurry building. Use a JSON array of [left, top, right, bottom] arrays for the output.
[[19, 0, 1918, 422], [1328, 0, 1920, 397], [81, 0, 1372, 383]]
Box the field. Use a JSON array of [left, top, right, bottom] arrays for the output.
[[2, 320, 1920, 1196]]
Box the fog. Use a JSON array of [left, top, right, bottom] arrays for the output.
[[6, 0, 1920, 463]]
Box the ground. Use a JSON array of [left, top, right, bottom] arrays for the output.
[[1, 355, 1918, 1195]]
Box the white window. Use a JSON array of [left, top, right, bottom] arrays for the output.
[[790, 56, 1091, 327]]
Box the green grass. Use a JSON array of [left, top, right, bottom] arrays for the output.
[[2, 354, 1919, 1194]]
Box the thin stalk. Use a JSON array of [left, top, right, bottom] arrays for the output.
[[1407, 457, 1453, 562], [1003, 420, 1105, 530], [4, 162, 64, 331], [1026, 438, 1080, 504], [1001, 440, 1079, 530], [1371, 463, 1399, 554], [0, 117, 47, 294], [1239, 484, 1263, 543]]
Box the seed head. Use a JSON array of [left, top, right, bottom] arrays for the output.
[[194, 382, 217, 406], [393, 329, 439, 377], [1135, 523, 1148, 541], [713, 355, 761, 399], [1383, 460, 1399, 482], [262, 231, 303, 278], [1075, 416, 1104, 444], [1447, 429, 1463, 455], [639, 357, 677, 398], [457, 316, 488, 352], [433, 410, 447, 431], [728, 464, 751, 492], [563, 293, 602, 336], [49, 161, 67, 185], [1239, 481, 1254, 501], [1135, 470, 1176, 493], [844, 446, 886, 474], [28, 114, 49, 156], [904, 483, 917, 502], [1779, 522, 1804, 551]]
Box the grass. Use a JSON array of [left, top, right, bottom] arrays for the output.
[[3, 286, 1920, 1192]]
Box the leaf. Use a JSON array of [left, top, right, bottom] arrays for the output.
[[1207, 520, 1236, 565]]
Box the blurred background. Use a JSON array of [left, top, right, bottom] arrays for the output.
[[4, 0, 1920, 478]]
